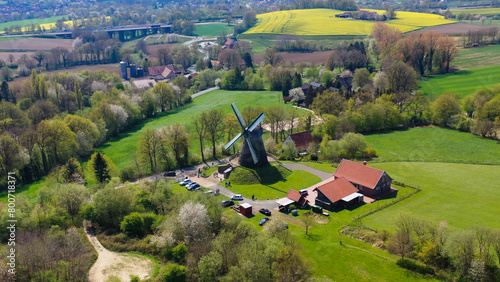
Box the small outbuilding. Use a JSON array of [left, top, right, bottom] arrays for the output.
[[284, 131, 314, 152], [239, 203, 253, 216]]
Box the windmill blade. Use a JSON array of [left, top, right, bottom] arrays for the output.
[[244, 134, 259, 164], [247, 113, 265, 132], [231, 103, 247, 129], [224, 133, 242, 151]]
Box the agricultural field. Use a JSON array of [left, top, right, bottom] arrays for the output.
[[0, 38, 73, 51], [365, 127, 500, 164], [411, 22, 494, 35], [0, 51, 34, 61], [245, 9, 455, 36], [0, 15, 67, 32], [93, 90, 302, 171], [364, 162, 500, 230], [453, 44, 500, 69], [194, 23, 233, 37], [419, 64, 500, 98], [451, 7, 500, 16]]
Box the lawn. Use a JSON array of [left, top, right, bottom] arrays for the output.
[[364, 162, 500, 230], [93, 90, 301, 171], [194, 23, 233, 37], [0, 37, 20, 42], [365, 127, 500, 164], [419, 64, 500, 98], [228, 168, 321, 200], [453, 44, 500, 69], [245, 9, 454, 36]]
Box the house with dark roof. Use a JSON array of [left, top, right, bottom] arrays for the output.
[[333, 159, 392, 197], [313, 177, 363, 210], [284, 131, 314, 151]]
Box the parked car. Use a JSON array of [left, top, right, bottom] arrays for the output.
[[193, 186, 202, 191], [164, 171, 176, 177], [221, 200, 234, 207], [259, 217, 270, 226], [179, 179, 191, 186], [187, 183, 199, 190], [185, 182, 197, 189], [231, 194, 243, 201], [259, 208, 271, 216]]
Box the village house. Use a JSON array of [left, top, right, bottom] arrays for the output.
[[333, 159, 392, 198], [313, 177, 363, 210], [284, 131, 314, 152], [223, 38, 238, 49]]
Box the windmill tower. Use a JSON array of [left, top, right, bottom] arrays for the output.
[[224, 103, 269, 168]]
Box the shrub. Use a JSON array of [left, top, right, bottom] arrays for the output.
[[397, 258, 435, 275], [141, 213, 157, 234], [171, 244, 188, 264], [120, 166, 138, 182], [160, 263, 187, 282], [121, 212, 145, 237]]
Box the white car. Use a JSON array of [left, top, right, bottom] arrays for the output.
[[231, 194, 243, 201], [180, 179, 191, 186]]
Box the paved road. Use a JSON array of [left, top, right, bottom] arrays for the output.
[[191, 86, 219, 99], [283, 163, 332, 180]]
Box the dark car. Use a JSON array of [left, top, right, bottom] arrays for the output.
[[187, 183, 200, 190], [164, 171, 176, 177], [259, 209, 271, 216], [259, 217, 270, 226], [221, 200, 234, 207]]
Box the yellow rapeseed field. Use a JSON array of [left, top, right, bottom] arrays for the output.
[[451, 8, 500, 15], [245, 9, 455, 36]]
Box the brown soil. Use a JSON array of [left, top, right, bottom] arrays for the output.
[[0, 38, 74, 51], [254, 51, 331, 65], [146, 43, 177, 57], [411, 23, 498, 35], [0, 52, 34, 62], [85, 222, 153, 282]]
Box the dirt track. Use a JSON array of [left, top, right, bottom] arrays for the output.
[[85, 222, 153, 282]]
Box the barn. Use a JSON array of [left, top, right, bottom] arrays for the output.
[[333, 159, 392, 197], [313, 177, 363, 211]]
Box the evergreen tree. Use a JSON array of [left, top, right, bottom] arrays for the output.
[[0, 81, 9, 101], [243, 52, 253, 69], [292, 72, 302, 88], [93, 152, 111, 183]]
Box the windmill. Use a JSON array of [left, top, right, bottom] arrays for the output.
[[224, 103, 269, 168]]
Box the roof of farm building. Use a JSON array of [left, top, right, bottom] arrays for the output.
[[286, 131, 314, 150], [315, 177, 359, 203], [333, 159, 386, 189], [286, 189, 307, 206]]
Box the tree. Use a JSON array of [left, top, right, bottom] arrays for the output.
[[204, 109, 225, 159], [282, 140, 298, 160], [198, 251, 223, 282], [63, 114, 100, 147], [93, 186, 134, 230], [178, 201, 210, 243], [0, 81, 9, 101], [312, 90, 346, 116], [138, 129, 162, 173], [386, 61, 418, 111], [90, 151, 112, 183], [353, 68, 371, 89], [339, 132, 367, 158], [219, 49, 240, 70], [62, 157, 84, 184], [0, 134, 25, 176], [36, 118, 78, 166], [431, 93, 461, 127], [162, 124, 189, 168], [300, 212, 316, 235], [153, 82, 175, 112], [157, 48, 173, 65], [371, 22, 402, 58], [193, 113, 208, 162], [55, 183, 88, 219], [389, 215, 414, 259], [445, 231, 475, 277], [263, 48, 282, 66], [121, 212, 144, 237]]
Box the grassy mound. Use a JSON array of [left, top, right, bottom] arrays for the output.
[[229, 163, 292, 185]]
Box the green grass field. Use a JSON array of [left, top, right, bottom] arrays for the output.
[[0, 37, 20, 42], [364, 162, 500, 230], [365, 127, 500, 164], [453, 44, 500, 69], [194, 23, 233, 37], [452, 8, 500, 16], [93, 90, 300, 171], [419, 64, 500, 98], [0, 16, 66, 31]]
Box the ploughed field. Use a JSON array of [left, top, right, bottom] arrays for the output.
[[245, 9, 455, 36]]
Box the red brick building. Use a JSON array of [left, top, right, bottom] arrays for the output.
[[333, 159, 392, 197]]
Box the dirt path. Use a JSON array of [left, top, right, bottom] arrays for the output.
[[85, 221, 153, 282]]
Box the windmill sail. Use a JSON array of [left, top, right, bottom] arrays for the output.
[[231, 103, 246, 128]]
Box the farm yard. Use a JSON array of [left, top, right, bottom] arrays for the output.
[[245, 9, 455, 36]]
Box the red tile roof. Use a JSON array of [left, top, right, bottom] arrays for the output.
[[286, 189, 307, 206], [148, 66, 167, 76], [287, 131, 314, 150], [315, 177, 358, 203], [333, 159, 385, 189]]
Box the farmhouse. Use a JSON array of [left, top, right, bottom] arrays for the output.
[[313, 177, 363, 210], [223, 38, 237, 49], [284, 131, 314, 152], [146, 64, 186, 81], [333, 159, 392, 197]]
